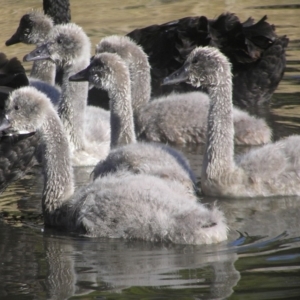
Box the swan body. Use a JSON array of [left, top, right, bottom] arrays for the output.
[[96, 35, 271, 145], [70, 53, 196, 191], [10, 8, 288, 109], [0, 86, 227, 244], [43, 0, 71, 25], [28, 77, 61, 107], [0, 50, 60, 108], [7, 10, 110, 110], [128, 13, 288, 108], [24, 23, 110, 166], [163, 46, 300, 198], [0, 53, 45, 193]]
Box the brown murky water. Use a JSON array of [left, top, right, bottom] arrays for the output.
[[0, 0, 300, 299]]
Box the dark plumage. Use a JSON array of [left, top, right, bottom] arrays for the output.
[[163, 46, 300, 197], [0, 54, 38, 193], [8, 0, 288, 109], [0, 133, 38, 194], [127, 13, 288, 108], [0, 53, 61, 193], [43, 0, 71, 25]]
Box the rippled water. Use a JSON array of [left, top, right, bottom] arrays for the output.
[[0, 0, 300, 299]]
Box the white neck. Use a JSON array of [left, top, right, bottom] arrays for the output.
[[109, 70, 136, 148], [201, 79, 235, 181], [128, 57, 151, 115], [58, 58, 89, 151], [30, 60, 56, 85], [39, 108, 74, 226]]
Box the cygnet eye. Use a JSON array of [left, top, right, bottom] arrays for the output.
[[192, 57, 199, 64], [14, 105, 19, 111], [57, 38, 63, 44]]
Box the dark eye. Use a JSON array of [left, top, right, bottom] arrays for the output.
[[14, 105, 19, 111], [192, 57, 199, 64], [57, 38, 63, 44]]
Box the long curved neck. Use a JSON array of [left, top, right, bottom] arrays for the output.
[[202, 79, 235, 180], [109, 73, 136, 148], [128, 52, 151, 116], [39, 108, 74, 226], [58, 59, 88, 151], [121, 42, 151, 116], [31, 60, 56, 85]]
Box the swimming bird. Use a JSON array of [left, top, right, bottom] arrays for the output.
[[0, 54, 39, 193], [6, 10, 57, 86], [128, 13, 289, 108], [6, 10, 110, 110], [96, 35, 271, 145], [0, 86, 228, 244], [163, 46, 300, 198], [9, 5, 288, 109], [1, 47, 60, 106], [24, 23, 110, 166], [70, 52, 196, 191]]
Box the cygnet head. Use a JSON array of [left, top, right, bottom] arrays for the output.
[[96, 35, 146, 63], [163, 46, 232, 88], [24, 23, 91, 68], [6, 11, 53, 46], [3, 87, 53, 134], [69, 53, 130, 92]]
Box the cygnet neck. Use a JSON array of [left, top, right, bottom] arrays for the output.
[[39, 107, 74, 226], [58, 57, 89, 151], [202, 78, 235, 181], [127, 45, 151, 116], [31, 60, 56, 85], [108, 59, 136, 148]]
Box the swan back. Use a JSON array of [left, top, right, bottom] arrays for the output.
[[0, 53, 29, 88], [43, 0, 71, 25]]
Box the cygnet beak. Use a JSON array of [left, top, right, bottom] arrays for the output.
[[5, 31, 21, 46], [162, 64, 189, 86], [69, 66, 90, 82], [0, 114, 11, 132], [23, 44, 51, 62]]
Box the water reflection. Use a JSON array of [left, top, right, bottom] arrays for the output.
[[1, 168, 300, 299], [0, 221, 240, 299]]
